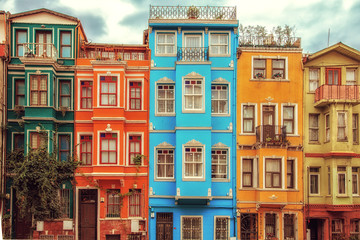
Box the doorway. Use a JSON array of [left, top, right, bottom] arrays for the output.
[[156, 212, 173, 240], [79, 189, 97, 240]]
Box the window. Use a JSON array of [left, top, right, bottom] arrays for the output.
[[326, 68, 341, 85], [184, 78, 203, 111], [80, 135, 92, 165], [272, 59, 285, 78], [211, 149, 228, 180], [156, 149, 174, 179], [157, 84, 174, 114], [240, 214, 257, 240], [15, 80, 25, 106], [309, 167, 320, 194], [127, 234, 141, 240], [129, 189, 141, 217], [59, 189, 70, 218], [60, 31, 71, 58], [350, 219, 360, 239], [242, 158, 254, 187], [243, 105, 255, 133], [182, 216, 202, 240], [107, 189, 120, 217], [287, 159, 294, 189], [156, 33, 175, 55], [60, 81, 71, 108], [283, 106, 295, 134], [36, 30, 52, 57], [129, 82, 142, 110], [337, 112, 347, 141], [129, 135, 141, 165], [284, 214, 295, 240], [353, 167, 359, 195], [30, 132, 47, 149], [210, 33, 229, 55], [346, 68, 357, 85], [59, 135, 70, 161], [332, 219, 344, 239], [100, 76, 117, 106], [100, 133, 117, 164], [30, 75, 47, 106], [265, 158, 281, 188], [353, 114, 359, 143], [16, 30, 27, 56], [325, 114, 330, 142], [309, 68, 319, 91], [211, 85, 228, 114], [328, 166, 331, 195], [253, 59, 266, 78], [214, 217, 229, 240], [265, 213, 277, 239], [13, 134, 24, 150], [184, 147, 203, 179], [338, 166, 346, 195], [80, 81, 92, 109], [309, 114, 319, 142]]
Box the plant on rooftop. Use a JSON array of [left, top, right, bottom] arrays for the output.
[[187, 6, 200, 19]]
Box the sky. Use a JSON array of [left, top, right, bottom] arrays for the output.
[[2, 0, 360, 53]]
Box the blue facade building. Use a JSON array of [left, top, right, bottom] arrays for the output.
[[148, 6, 238, 240]]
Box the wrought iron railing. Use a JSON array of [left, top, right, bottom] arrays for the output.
[[256, 125, 287, 144], [80, 47, 147, 61], [149, 5, 236, 20], [177, 47, 209, 62], [21, 43, 58, 60], [239, 35, 301, 48], [315, 84, 360, 103]]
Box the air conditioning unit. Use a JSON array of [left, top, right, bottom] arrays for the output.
[[63, 220, 73, 230], [131, 220, 139, 233]]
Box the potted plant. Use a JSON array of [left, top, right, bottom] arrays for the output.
[[255, 72, 264, 79], [187, 6, 200, 19], [273, 72, 282, 79]]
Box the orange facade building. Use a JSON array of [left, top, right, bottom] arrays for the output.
[[75, 43, 150, 240], [236, 36, 304, 239]]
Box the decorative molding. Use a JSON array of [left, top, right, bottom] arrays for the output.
[[156, 76, 175, 84], [212, 142, 228, 148], [149, 27, 152, 34], [229, 60, 234, 67], [178, 27, 181, 34], [228, 122, 233, 131], [184, 139, 203, 146], [177, 188, 180, 196], [265, 96, 274, 102], [151, 59, 155, 67], [212, 77, 229, 84], [105, 124, 112, 132], [156, 142, 175, 148], [208, 188, 211, 197], [184, 71, 203, 78], [149, 122, 154, 131], [205, 27, 208, 34], [233, 27, 237, 34], [269, 194, 278, 200]]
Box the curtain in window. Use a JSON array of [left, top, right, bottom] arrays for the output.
[[61, 82, 70, 107], [108, 83, 116, 105], [17, 81, 25, 105], [40, 77, 47, 105], [346, 69, 356, 85], [338, 113, 346, 140], [157, 153, 165, 177], [310, 175, 318, 193], [266, 159, 280, 187], [101, 139, 109, 163], [243, 159, 252, 186]]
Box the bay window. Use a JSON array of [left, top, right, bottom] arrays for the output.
[[30, 75, 47, 106], [309, 114, 319, 142], [338, 166, 346, 195], [15, 79, 25, 106], [211, 149, 228, 180], [59, 135, 70, 161], [157, 84, 174, 114], [337, 112, 347, 141], [156, 149, 174, 179], [59, 81, 71, 108], [184, 78, 203, 111], [353, 167, 359, 195], [211, 85, 228, 114], [100, 133, 117, 164], [265, 158, 281, 188], [184, 146, 203, 179], [80, 135, 92, 165], [309, 167, 320, 194]]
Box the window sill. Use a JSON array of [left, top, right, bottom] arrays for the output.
[[182, 110, 205, 114], [239, 132, 255, 136], [287, 134, 300, 137], [211, 113, 230, 117], [155, 113, 175, 117], [155, 178, 175, 182], [337, 139, 348, 142], [182, 177, 205, 182], [250, 78, 290, 82], [209, 54, 231, 58], [154, 54, 176, 57], [337, 195, 349, 198], [309, 141, 321, 145], [212, 179, 230, 183]]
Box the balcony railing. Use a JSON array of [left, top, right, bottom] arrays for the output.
[[315, 84, 360, 106], [177, 47, 209, 62], [21, 43, 58, 60], [80, 47, 148, 61], [239, 35, 301, 48], [256, 125, 287, 144], [149, 5, 236, 20]]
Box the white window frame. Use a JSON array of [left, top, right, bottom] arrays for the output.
[[240, 103, 257, 135], [309, 167, 320, 195], [251, 56, 288, 80], [126, 132, 144, 166], [182, 72, 205, 113], [96, 73, 120, 108], [282, 212, 298, 240], [155, 30, 177, 56], [154, 142, 175, 181], [96, 130, 120, 166], [77, 132, 93, 167], [337, 111, 348, 141], [286, 157, 297, 190], [241, 157, 258, 188], [209, 31, 231, 57], [309, 68, 320, 92], [325, 113, 330, 142], [346, 68, 357, 85], [211, 144, 230, 182], [182, 140, 205, 181], [309, 113, 319, 142], [211, 79, 230, 116], [181, 215, 203, 240], [155, 77, 175, 116], [213, 216, 230, 240], [281, 103, 298, 136], [353, 169, 359, 196], [338, 166, 347, 196], [263, 212, 279, 240], [263, 157, 284, 189], [127, 78, 144, 111]]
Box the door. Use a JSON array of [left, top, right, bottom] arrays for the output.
[[262, 105, 275, 141], [13, 196, 32, 239], [79, 189, 97, 240], [308, 219, 323, 240], [36, 30, 52, 57], [240, 213, 258, 240], [185, 35, 202, 61], [156, 213, 173, 240]]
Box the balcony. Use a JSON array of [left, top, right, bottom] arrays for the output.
[[149, 5, 236, 20], [256, 125, 287, 146], [314, 84, 360, 107], [79, 45, 148, 61], [177, 47, 209, 62], [239, 35, 301, 48], [20, 43, 58, 61]]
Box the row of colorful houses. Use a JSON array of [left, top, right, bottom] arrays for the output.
[[0, 6, 360, 240]]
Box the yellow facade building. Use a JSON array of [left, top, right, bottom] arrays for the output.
[[237, 37, 304, 239], [303, 43, 360, 239]]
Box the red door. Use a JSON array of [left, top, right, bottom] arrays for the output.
[[79, 189, 97, 240]]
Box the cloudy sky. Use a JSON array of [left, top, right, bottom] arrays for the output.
[[2, 0, 360, 53]]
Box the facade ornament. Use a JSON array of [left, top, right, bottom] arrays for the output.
[[205, 27, 208, 34], [212, 142, 228, 148], [212, 77, 229, 84], [184, 139, 202, 146], [151, 59, 155, 67], [177, 188, 180, 196], [229, 60, 234, 67], [208, 188, 211, 196], [178, 27, 181, 34], [265, 97, 274, 102], [35, 70, 41, 74], [105, 124, 112, 132], [228, 122, 233, 131], [149, 122, 154, 130], [269, 194, 278, 200]]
